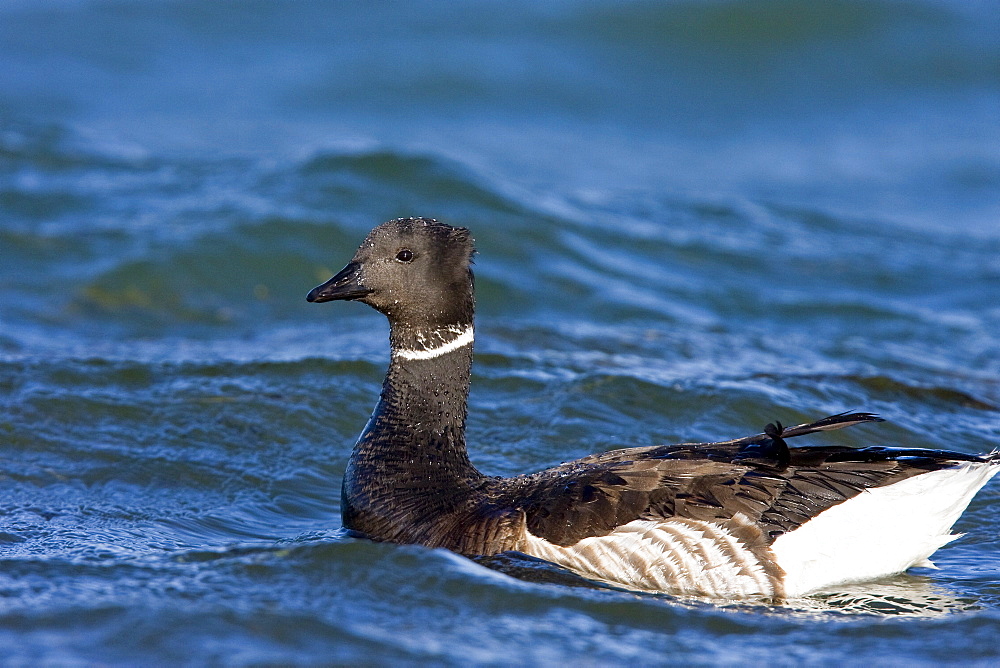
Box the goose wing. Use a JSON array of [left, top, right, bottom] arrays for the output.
[[506, 412, 983, 547]]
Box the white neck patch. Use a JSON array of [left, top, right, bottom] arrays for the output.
[[394, 325, 474, 361]]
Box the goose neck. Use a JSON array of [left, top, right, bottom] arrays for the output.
[[353, 322, 477, 470]]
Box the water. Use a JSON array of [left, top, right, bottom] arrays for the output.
[[2, 0, 1000, 664]]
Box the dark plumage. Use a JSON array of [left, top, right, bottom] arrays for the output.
[[307, 217, 999, 599]]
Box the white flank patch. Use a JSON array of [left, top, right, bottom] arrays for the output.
[[522, 516, 779, 599], [772, 460, 1000, 598], [394, 326, 474, 361]]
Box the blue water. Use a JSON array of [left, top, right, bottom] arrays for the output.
[[2, 0, 1000, 664]]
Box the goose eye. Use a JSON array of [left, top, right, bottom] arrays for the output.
[[395, 249, 414, 263]]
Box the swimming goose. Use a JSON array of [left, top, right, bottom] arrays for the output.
[[307, 217, 999, 600]]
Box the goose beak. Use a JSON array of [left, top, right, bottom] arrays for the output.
[[306, 262, 372, 303]]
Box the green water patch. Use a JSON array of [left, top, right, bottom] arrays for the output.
[[51, 217, 360, 336], [299, 151, 524, 217]]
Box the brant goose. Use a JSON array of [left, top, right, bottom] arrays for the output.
[[307, 217, 999, 600]]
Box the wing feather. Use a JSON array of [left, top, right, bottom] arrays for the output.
[[498, 413, 986, 548]]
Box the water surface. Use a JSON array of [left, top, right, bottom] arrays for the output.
[[2, 0, 1000, 664]]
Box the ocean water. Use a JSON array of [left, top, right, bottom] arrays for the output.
[[2, 0, 1000, 664]]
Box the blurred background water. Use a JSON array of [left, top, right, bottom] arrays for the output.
[[2, 0, 1000, 664]]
